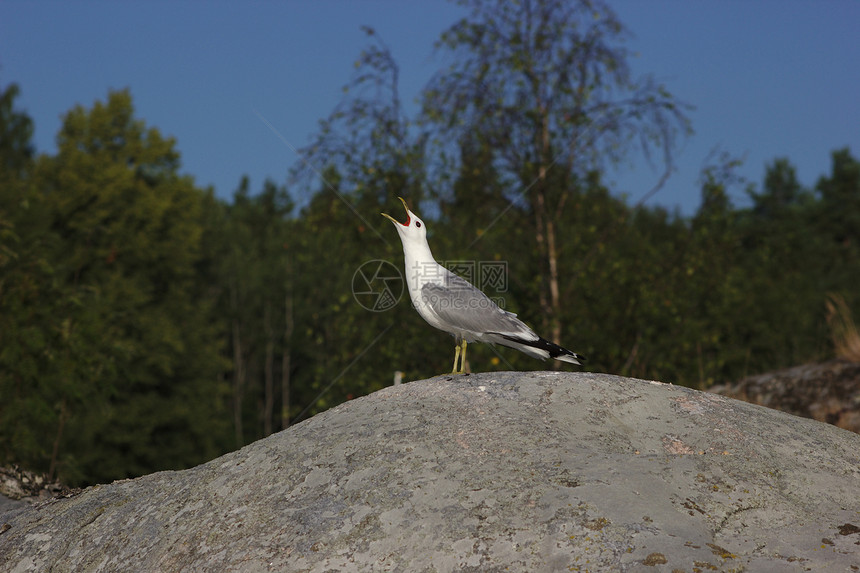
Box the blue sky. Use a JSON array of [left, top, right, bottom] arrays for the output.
[[1, 1, 858, 215]]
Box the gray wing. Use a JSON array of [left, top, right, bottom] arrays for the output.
[[420, 270, 538, 340]]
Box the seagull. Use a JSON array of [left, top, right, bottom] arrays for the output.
[[382, 197, 585, 373]]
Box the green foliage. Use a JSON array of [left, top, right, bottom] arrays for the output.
[[0, 83, 34, 176], [1, 89, 230, 485]]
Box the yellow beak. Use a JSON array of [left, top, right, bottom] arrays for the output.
[[381, 196, 410, 225]]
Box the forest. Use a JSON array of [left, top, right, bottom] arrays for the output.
[[1, 0, 858, 487]]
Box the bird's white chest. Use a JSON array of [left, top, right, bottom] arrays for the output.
[[402, 256, 451, 331]]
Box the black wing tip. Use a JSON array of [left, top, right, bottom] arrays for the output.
[[499, 334, 586, 365]]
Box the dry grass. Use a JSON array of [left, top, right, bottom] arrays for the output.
[[826, 293, 860, 361]]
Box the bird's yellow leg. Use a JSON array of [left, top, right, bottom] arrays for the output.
[[460, 340, 468, 374], [451, 341, 461, 374]]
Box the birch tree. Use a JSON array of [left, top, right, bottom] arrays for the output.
[[423, 0, 691, 348]]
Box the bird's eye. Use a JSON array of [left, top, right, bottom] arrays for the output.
[[416, 221, 422, 228]]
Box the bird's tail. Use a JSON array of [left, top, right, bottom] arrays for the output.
[[542, 339, 585, 365], [554, 351, 585, 365], [499, 334, 585, 365]]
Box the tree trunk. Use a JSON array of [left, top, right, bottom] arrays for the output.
[[281, 291, 294, 430], [546, 216, 562, 346], [534, 106, 551, 336], [534, 103, 564, 368], [47, 397, 68, 482], [230, 284, 245, 448], [263, 303, 274, 437], [534, 188, 550, 335]]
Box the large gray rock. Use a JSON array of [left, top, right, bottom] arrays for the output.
[[711, 359, 860, 433], [2, 372, 859, 572]]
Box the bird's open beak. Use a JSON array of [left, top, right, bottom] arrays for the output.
[[381, 196, 411, 226]]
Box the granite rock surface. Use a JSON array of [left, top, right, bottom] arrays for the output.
[[2, 371, 859, 572]]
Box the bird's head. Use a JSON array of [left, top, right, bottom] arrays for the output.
[[381, 197, 427, 245]]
